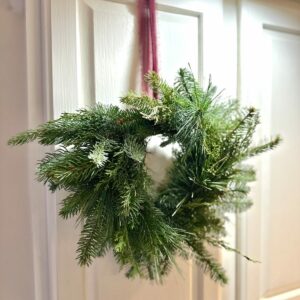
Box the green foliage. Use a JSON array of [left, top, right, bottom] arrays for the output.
[[8, 68, 281, 284]]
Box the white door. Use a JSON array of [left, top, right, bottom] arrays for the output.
[[50, 1, 227, 299], [50, 1, 300, 299], [237, 1, 300, 299]]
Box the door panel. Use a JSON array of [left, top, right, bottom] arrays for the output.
[[86, 0, 201, 104], [265, 30, 300, 297], [239, 1, 300, 299]]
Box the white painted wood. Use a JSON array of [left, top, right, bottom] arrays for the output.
[[0, 3, 35, 300], [52, 0, 80, 116], [7, 0, 24, 14], [40, 2, 58, 298], [262, 30, 300, 299], [25, 0, 53, 298], [51, 1, 87, 299], [237, 1, 300, 299], [1, 0, 55, 299], [90, 0, 139, 105]]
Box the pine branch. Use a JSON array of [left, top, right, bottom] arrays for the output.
[[190, 241, 228, 284], [175, 68, 195, 102], [247, 135, 282, 157], [77, 195, 114, 265], [37, 147, 100, 190], [123, 136, 146, 163], [145, 71, 174, 98]]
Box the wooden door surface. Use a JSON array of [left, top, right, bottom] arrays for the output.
[[237, 1, 300, 299]]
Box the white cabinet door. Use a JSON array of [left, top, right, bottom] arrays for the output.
[[237, 1, 300, 299], [51, 1, 226, 299]]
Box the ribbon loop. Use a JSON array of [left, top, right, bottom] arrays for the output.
[[137, 0, 158, 96]]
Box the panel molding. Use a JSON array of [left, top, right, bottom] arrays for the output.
[[86, 0, 203, 85], [262, 287, 300, 300], [24, 0, 56, 300], [104, 0, 203, 16], [262, 27, 300, 300], [263, 23, 300, 36]]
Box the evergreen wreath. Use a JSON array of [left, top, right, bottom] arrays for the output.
[[9, 69, 280, 284]]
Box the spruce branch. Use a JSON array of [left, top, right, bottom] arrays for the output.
[[8, 129, 40, 145]]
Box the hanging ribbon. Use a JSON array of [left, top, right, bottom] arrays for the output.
[[137, 0, 158, 96]]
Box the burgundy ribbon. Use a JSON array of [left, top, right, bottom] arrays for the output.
[[137, 0, 158, 96]]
